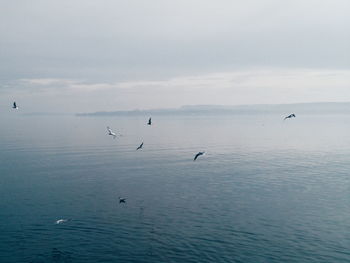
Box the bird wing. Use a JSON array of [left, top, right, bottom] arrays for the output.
[[137, 143, 143, 150], [194, 153, 200, 160]]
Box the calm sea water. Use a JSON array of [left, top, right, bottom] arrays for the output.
[[0, 113, 350, 262]]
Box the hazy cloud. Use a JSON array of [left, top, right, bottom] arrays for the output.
[[2, 69, 348, 113]]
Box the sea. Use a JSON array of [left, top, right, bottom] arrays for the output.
[[1, 111, 349, 262]]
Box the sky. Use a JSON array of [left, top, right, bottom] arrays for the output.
[[1, 0, 350, 113]]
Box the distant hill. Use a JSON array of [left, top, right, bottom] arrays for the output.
[[76, 102, 350, 116]]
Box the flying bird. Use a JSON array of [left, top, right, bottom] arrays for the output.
[[284, 114, 296, 120], [107, 126, 117, 139], [147, 117, 152, 125], [119, 197, 126, 203], [194, 151, 205, 161], [12, 102, 18, 109], [55, 219, 68, 224], [136, 142, 144, 150]]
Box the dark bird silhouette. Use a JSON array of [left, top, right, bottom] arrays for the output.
[[147, 117, 152, 125], [12, 102, 18, 109], [284, 113, 296, 120], [194, 151, 205, 161], [119, 197, 126, 203], [136, 142, 144, 150]]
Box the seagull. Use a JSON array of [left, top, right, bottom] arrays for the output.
[[194, 151, 205, 161], [284, 113, 296, 120], [119, 197, 126, 203], [136, 142, 144, 150], [55, 219, 68, 224], [147, 117, 152, 125], [12, 102, 18, 109], [107, 126, 117, 139]]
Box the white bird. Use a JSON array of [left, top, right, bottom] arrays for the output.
[[107, 126, 117, 139], [12, 102, 18, 109], [55, 219, 68, 224]]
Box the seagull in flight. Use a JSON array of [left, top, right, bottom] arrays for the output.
[[194, 151, 205, 161], [12, 102, 18, 109], [119, 197, 126, 204], [55, 219, 69, 224], [147, 117, 152, 125], [136, 142, 144, 150], [107, 126, 117, 139], [284, 114, 296, 120]]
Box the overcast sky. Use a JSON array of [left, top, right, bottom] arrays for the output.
[[1, 0, 349, 112]]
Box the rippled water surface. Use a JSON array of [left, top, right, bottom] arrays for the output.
[[1, 113, 350, 262]]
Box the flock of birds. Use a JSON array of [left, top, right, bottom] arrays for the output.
[[109, 113, 296, 204], [107, 116, 207, 204], [11, 101, 296, 210], [11, 102, 209, 208], [107, 116, 205, 160]]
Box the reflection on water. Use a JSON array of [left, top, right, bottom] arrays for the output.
[[0, 113, 350, 262]]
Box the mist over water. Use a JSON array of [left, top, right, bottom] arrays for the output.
[[1, 113, 350, 262]]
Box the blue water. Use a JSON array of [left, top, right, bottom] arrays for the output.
[[1, 113, 350, 262]]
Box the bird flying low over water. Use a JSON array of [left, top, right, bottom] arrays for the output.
[[136, 142, 144, 150], [284, 114, 296, 120], [194, 151, 205, 161], [55, 219, 69, 224], [147, 117, 152, 125], [12, 102, 18, 109], [107, 126, 117, 139], [119, 197, 126, 203]]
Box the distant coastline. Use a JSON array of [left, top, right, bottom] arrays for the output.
[[76, 102, 350, 116]]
